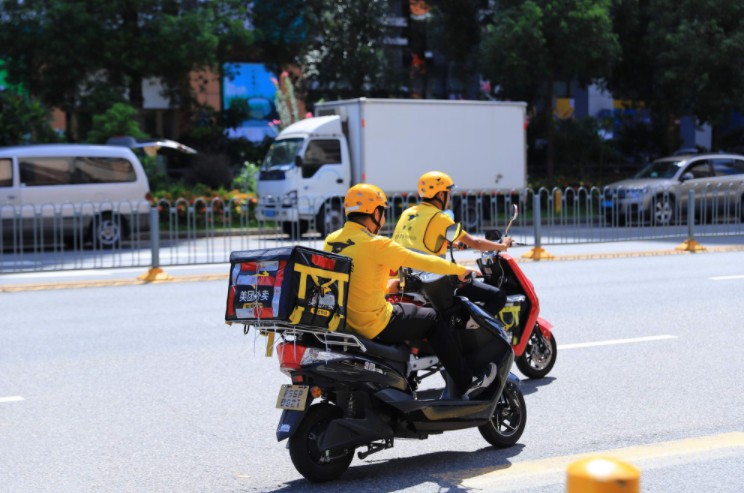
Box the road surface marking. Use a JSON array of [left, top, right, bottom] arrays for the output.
[[710, 274, 744, 281], [0, 263, 229, 280], [0, 396, 24, 404], [450, 432, 744, 491], [558, 334, 677, 350]]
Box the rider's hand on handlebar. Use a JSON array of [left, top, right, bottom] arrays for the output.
[[458, 267, 480, 283]]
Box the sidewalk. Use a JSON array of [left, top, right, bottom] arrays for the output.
[[2, 235, 743, 292]]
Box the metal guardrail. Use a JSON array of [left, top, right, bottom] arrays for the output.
[[1, 185, 742, 273]]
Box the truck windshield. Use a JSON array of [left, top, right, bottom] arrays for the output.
[[634, 160, 683, 179], [261, 138, 304, 170]]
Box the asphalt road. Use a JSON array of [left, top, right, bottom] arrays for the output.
[[1, 251, 743, 492]]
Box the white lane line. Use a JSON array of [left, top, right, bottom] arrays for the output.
[[559, 335, 677, 350], [710, 274, 744, 281], [0, 263, 229, 280], [0, 396, 25, 404]]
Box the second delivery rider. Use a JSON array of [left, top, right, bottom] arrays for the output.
[[323, 183, 497, 400], [393, 171, 513, 315]]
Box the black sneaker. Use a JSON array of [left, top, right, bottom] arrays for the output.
[[463, 363, 498, 399]]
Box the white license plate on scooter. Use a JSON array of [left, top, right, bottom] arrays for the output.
[[275, 384, 309, 411]]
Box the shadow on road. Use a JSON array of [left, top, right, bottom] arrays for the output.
[[261, 444, 527, 493], [519, 376, 557, 396]]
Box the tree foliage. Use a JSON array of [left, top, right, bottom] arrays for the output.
[[0, 0, 254, 139], [608, 0, 744, 151], [85, 102, 148, 144], [0, 88, 60, 146], [479, 0, 619, 176], [299, 0, 404, 98]]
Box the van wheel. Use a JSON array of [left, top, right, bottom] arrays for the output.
[[91, 212, 126, 247]]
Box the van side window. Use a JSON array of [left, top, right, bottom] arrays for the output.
[[302, 139, 342, 178], [73, 157, 136, 183], [20, 157, 73, 186], [0, 159, 11, 187]]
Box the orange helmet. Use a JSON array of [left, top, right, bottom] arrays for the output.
[[418, 171, 454, 199], [344, 184, 389, 215]]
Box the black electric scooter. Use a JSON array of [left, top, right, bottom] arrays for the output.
[[268, 224, 527, 482]]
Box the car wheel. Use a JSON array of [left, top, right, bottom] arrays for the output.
[[651, 194, 675, 226]]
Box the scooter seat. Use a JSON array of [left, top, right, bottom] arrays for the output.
[[355, 335, 411, 363]]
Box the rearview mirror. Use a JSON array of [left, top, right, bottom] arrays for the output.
[[504, 204, 519, 236], [444, 223, 462, 243], [294, 155, 303, 167]]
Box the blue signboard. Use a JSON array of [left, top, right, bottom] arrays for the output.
[[223, 62, 279, 142]]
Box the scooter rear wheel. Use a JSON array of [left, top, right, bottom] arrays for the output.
[[288, 403, 354, 482], [516, 330, 557, 379], [478, 381, 526, 447]]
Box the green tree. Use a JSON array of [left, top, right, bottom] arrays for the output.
[[0, 88, 60, 146], [85, 102, 148, 144], [480, 0, 619, 177], [0, 0, 253, 140], [299, 0, 403, 98], [608, 0, 744, 152], [429, 0, 483, 98]]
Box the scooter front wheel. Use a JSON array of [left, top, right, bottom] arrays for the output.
[[478, 381, 526, 447], [288, 403, 354, 482], [516, 330, 557, 379]]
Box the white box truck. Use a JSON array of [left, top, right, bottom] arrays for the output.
[[255, 98, 526, 235]]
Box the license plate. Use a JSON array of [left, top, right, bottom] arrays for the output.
[[264, 209, 276, 218], [276, 384, 309, 411]]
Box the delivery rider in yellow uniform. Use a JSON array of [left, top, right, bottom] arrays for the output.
[[393, 171, 513, 315], [324, 183, 497, 399]]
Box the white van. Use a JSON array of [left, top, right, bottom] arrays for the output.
[[0, 144, 151, 246]]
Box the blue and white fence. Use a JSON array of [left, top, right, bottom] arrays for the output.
[[1, 184, 742, 273]]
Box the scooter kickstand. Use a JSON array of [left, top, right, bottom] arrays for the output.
[[357, 438, 394, 459]]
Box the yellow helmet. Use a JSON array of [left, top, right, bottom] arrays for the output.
[[344, 183, 389, 215], [418, 171, 454, 199]]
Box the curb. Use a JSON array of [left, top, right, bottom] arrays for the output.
[[2, 244, 742, 293]]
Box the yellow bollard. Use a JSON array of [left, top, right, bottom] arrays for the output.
[[567, 456, 640, 493]]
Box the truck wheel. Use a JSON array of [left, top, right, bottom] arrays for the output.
[[317, 201, 344, 236], [282, 221, 309, 239]]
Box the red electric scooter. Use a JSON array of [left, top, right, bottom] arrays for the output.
[[389, 205, 557, 379], [476, 205, 556, 379]]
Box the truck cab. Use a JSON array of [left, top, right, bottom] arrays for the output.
[[255, 116, 350, 236]]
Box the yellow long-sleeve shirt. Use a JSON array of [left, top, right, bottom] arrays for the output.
[[324, 221, 467, 339]]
